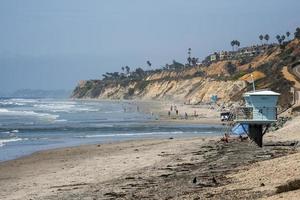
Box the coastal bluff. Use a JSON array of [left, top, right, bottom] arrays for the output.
[[72, 77, 246, 105], [72, 39, 300, 109]]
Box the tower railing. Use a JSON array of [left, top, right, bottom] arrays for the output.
[[234, 107, 277, 122]]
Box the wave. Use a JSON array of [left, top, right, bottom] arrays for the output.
[[33, 103, 75, 112], [10, 98, 39, 103], [33, 103, 99, 113], [0, 101, 25, 107], [0, 108, 59, 119], [0, 138, 26, 147]]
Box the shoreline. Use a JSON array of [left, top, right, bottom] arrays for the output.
[[1, 99, 300, 199]]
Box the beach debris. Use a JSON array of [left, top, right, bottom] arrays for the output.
[[104, 192, 126, 198], [260, 183, 265, 187], [212, 177, 218, 184], [264, 141, 298, 147], [160, 173, 173, 178], [192, 177, 197, 184], [125, 176, 135, 180], [169, 137, 174, 140], [276, 179, 300, 193]]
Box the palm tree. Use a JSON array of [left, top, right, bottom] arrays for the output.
[[286, 32, 291, 40], [236, 40, 240, 49], [276, 35, 281, 44], [187, 48, 192, 65], [187, 57, 192, 65], [231, 40, 240, 51], [295, 27, 300, 39], [191, 57, 199, 66], [188, 48, 191, 56], [231, 40, 236, 51], [281, 35, 286, 43], [276, 35, 285, 45], [259, 35, 264, 45], [121, 66, 125, 72], [125, 66, 130, 74], [146, 61, 152, 69], [264, 34, 270, 44]]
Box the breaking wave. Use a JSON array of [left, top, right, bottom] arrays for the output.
[[0, 108, 59, 119]]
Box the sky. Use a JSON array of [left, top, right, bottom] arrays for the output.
[[0, 0, 300, 93]]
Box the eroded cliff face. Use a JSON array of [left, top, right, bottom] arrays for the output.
[[72, 76, 246, 104], [72, 39, 300, 107]]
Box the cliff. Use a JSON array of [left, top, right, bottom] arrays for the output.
[[72, 39, 300, 109]]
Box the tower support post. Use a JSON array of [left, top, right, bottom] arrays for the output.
[[248, 124, 263, 147]]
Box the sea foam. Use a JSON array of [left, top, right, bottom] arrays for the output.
[[0, 108, 59, 119], [0, 138, 25, 147]]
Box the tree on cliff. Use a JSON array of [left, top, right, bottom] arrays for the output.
[[146, 61, 152, 69], [294, 27, 300, 39], [264, 34, 270, 44], [286, 31, 291, 40], [259, 35, 264, 45], [125, 66, 130, 74], [187, 48, 192, 65], [231, 40, 240, 51], [135, 68, 145, 77], [226, 62, 236, 75], [191, 57, 198, 66], [231, 40, 235, 51], [281, 35, 286, 43], [276, 35, 282, 44]]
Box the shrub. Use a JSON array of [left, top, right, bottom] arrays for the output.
[[127, 88, 135, 96]]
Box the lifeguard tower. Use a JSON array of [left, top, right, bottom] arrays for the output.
[[234, 90, 280, 147]]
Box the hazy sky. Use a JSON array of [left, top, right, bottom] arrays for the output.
[[0, 0, 300, 93]]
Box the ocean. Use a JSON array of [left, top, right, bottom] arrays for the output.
[[0, 98, 223, 161]]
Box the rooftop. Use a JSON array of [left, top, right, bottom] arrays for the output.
[[243, 90, 280, 96]]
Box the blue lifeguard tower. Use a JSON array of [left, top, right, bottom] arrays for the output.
[[234, 90, 280, 147]]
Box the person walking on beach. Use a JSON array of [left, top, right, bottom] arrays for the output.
[[170, 105, 173, 111], [168, 111, 171, 117], [176, 109, 179, 116], [185, 112, 188, 119]]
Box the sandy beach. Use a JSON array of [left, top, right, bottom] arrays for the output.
[[0, 102, 300, 199]]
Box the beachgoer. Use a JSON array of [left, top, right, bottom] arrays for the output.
[[221, 133, 229, 143], [176, 109, 179, 115], [168, 111, 171, 117], [170, 105, 173, 111], [185, 112, 188, 119], [137, 106, 139, 112]]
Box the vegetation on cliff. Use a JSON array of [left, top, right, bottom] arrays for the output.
[[72, 27, 300, 110]]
